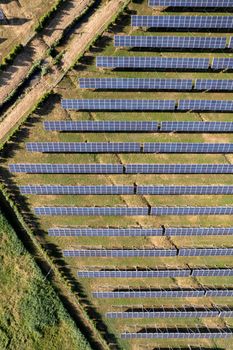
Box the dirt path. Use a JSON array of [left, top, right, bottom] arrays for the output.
[[0, 0, 91, 102], [0, 0, 128, 142]]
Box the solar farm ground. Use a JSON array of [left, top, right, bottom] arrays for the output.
[[2, 0, 233, 349]]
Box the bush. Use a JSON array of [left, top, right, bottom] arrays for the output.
[[35, 0, 66, 33], [0, 44, 24, 71]]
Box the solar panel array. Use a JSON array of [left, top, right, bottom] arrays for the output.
[[96, 56, 210, 69], [44, 121, 158, 132], [148, 0, 233, 8], [106, 308, 228, 318], [63, 249, 177, 257], [178, 100, 233, 111], [93, 290, 206, 298], [61, 99, 175, 110], [178, 248, 233, 256], [79, 78, 192, 90], [131, 16, 233, 29], [114, 36, 227, 49], [121, 328, 233, 339], [143, 143, 233, 153], [212, 58, 233, 70], [9, 163, 233, 174], [78, 268, 233, 278], [20, 185, 233, 196], [49, 226, 233, 237], [26, 142, 141, 153], [151, 206, 233, 215], [48, 227, 164, 237], [195, 80, 233, 91], [160, 122, 233, 132], [34, 207, 149, 216], [77, 269, 191, 278], [206, 290, 233, 297], [9, 163, 124, 174]]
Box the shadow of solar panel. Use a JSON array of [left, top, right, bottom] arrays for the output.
[[48, 227, 164, 237], [121, 328, 233, 339], [114, 36, 227, 49], [61, 99, 175, 110], [35, 207, 149, 216], [96, 56, 210, 69], [26, 142, 141, 153], [79, 78, 192, 90], [20, 185, 134, 195], [148, 0, 232, 7], [44, 121, 158, 132], [192, 269, 233, 276], [143, 143, 233, 153], [165, 227, 233, 236], [106, 309, 220, 319], [9, 163, 124, 174], [212, 58, 233, 70], [206, 290, 233, 297], [151, 206, 233, 215], [125, 164, 233, 174], [77, 269, 191, 278], [93, 290, 205, 298], [179, 248, 233, 256], [161, 121, 233, 132], [178, 100, 233, 111], [131, 16, 233, 29], [64, 249, 177, 257], [137, 185, 233, 195], [195, 80, 233, 91]]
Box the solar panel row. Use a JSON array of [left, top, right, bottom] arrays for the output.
[[114, 36, 227, 49], [48, 226, 233, 237], [9, 163, 233, 174], [79, 78, 233, 91], [132, 16, 233, 29], [121, 329, 233, 339], [97, 56, 233, 70], [44, 121, 233, 132], [77, 268, 233, 278], [26, 143, 233, 154], [93, 289, 233, 298], [62, 99, 233, 111], [35, 206, 233, 216], [148, 0, 233, 8], [0, 9, 4, 20]]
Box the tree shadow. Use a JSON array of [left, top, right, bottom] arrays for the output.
[[89, 35, 113, 54], [4, 18, 31, 25], [108, 9, 134, 34], [74, 55, 95, 71]]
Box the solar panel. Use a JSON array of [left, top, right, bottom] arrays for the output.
[[166, 227, 233, 236], [179, 248, 233, 256], [79, 78, 192, 90], [121, 328, 233, 339], [48, 227, 164, 237], [192, 269, 233, 277], [20, 185, 134, 195], [44, 121, 158, 132], [0, 9, 5, 20], [96, 56, 210, 70], [77, 269, 191, 278], [137, 185, 233, 195], [228, 37, 233, 48], [178, 100, 233, 111], [26, 142, 141, 153], [205, 290, 233, 297], [195, 80, 233, 91], [131, 16, 233, 29], [61, 99, 175, 111], [34, 207, 149, 216], [63, 249, 177, 257], [148, 0, 233, 8], [161, 121, 233, 132], [143, 143, 233, 153], [106, 309, 220, 319], [212, 58, 233, 70], [93, 290, 205, 298], [114, 36, 227, 49], [151, 207, 233, 215], [9, 163, 123, 174], [125, 164, 233, 174]]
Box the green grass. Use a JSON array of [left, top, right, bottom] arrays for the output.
[[0, 209, 92, 350], [2, 0, 233, 348]]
